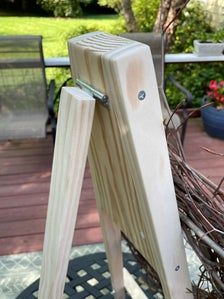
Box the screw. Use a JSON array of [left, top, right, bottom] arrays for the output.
[[175, 265, 180, 271], [138, 90, 146, 101]]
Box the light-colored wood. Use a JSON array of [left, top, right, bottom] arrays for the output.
[[69, 31, 193, 299], [38, 87, 95, 299], [100, 211, 125, 299], [123, 268, 148, 299]]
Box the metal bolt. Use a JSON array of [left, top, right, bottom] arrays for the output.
[[175, 265, 180, 271], [138, 90, 146, 101]]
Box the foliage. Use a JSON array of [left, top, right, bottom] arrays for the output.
[[0, 15, 123, 106], [207, 80, 224, 108], [98, 0, 121, 13], [1, 3, 223, 110], [165, 2, 224, 108], [132, 0, 159, 32], [64, 18, 125, 40], [97, 0, 223, 109], [0, 15, 122, 55], [98, 0, 159, 31], [37, 0, 82, 17], [170, 2, 213, 54], [206, 28, 224, 43], [166, 62, 223, 108]]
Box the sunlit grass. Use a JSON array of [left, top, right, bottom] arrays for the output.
[[0, 16, 122, 57], [0, 15, 124, 88]]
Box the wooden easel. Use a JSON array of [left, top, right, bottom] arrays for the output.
[[38, 32, 193, 299]]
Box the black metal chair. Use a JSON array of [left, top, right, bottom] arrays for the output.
[[0, 35, 56, 141], [17, 252, 158, 299], [120, 32, 193, 144]]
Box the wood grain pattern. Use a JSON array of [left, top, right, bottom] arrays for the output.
[[0, 118, 222, 256], [100, 211, 125, 299], [69, 32, 193, 299], [38, 87, 95, 299], [123, 268, 148, 299]]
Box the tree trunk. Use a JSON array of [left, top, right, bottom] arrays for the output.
[[154, 0, 171, 34], [153, 0, 188, 49], [121, 0, 139, 32]]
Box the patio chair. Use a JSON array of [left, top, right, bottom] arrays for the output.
[[120, 32, 193, 144], [0, 35, 56, 141]]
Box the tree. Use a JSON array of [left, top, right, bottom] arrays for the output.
[[98, 0, 138, 32], [37, 0, 82, 17], [153, 0, 190, 48], [97, 0, 121, 12], [98, 0, 190, 49], [121, 0, 138, 32]]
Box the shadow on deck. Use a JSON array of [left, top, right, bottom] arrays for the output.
[[0, 117, 223, 256]]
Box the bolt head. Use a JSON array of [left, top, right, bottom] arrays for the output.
[[138, 90, 146, 101]]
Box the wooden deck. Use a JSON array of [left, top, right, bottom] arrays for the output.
[[0, 117, 223, 256], [0, 137, 101, 256], [184, 118, 224, 186]]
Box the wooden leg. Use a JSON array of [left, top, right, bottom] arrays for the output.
[[100, 211, 125, 299], [123, 268, 147, 299], [38, 87, 95, 299]]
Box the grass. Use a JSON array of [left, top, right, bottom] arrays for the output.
[[0, 15, 122, 57], [0, 15, 124, 93]]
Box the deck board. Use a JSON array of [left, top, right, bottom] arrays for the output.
[[0, 227, 102, 255], [0, 136, 100, 256], [0, 118, 223, 256], [184, 118, 224, 185]]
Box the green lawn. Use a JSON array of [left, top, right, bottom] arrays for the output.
[[0, 15, 124, 91], [0, 15, 123, 57]]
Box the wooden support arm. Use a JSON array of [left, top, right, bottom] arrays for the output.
[[38, 87, 95, 299]]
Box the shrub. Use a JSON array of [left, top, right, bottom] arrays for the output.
[[165, 2, 224, 108], [97, 0, 159, 31], [97, 0, 121, 13], [37, 0, 82, 17], [170, 1, 213, 53], [132, 0, 159, 32], [166, 62, 224, 108], [64, 18, 125, 39]]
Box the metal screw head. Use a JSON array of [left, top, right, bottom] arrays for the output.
[[138, 90, 146, 101], [175, 265, 180, 271]]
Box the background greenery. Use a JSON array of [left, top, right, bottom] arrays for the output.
[[0, 0, 223, 109], [98, 0, 224, 108], [166, 2, 224, 108], [0, 15, 124, 99]]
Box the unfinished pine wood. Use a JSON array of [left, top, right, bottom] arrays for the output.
[[69, 31, 193, 299], [0, 118, 222, 256], [123, 268, 148, 299], [38, 87, 95, 299], [100, 211, 125, 299]]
